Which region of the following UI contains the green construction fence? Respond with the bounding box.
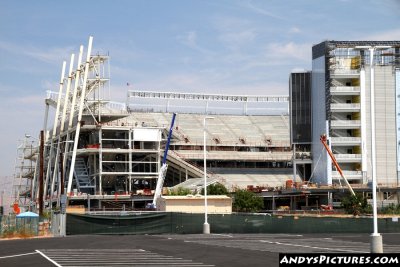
[66,212,400,235]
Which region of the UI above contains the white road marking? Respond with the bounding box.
[36,250,62,267]
[38,249,214,267]
[258,240,367,253]
[0,251,38,259]
[168,234,400,254]
[211,234,233,238]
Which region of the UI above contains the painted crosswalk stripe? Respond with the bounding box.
[39,249,214,267]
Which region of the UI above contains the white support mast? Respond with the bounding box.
[53,53,75,204]
[44,61,66,200]
[60,54,75,137]
[50,56,75,204]
[67,36,93,194]
[64,46,84,180]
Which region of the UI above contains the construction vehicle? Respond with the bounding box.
[149,113,177,208]
[320,134,356,196]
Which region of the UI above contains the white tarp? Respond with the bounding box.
[133,128,161,141]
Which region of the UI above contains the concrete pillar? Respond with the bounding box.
[272,195,276,210]
[371,234,383,253]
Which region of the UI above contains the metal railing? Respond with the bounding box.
[172,139,291,148]
[334,154,362,159]
[330,86,361,92]
[331,120,361,127]
[332,170,362,176]
[174,151,293,161]
[331,69,360,75]
[46,90,64,101]
[331,137,361,143]
[104,101,127,111]
[331,103,361,109]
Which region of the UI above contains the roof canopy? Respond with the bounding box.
[16,211,39,218]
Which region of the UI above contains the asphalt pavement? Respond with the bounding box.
[1,233,400,267]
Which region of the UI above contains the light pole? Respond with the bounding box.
[57,140,73,237]
[44,139,72,237]
[0,189,4,215]
[356,45,391,253]
[203,116,214,234]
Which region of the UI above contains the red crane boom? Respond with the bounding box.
[320,134,356,196]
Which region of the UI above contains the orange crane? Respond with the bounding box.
[320,134,356,196]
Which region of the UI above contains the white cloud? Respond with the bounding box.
[41,80,59,91]
[0,40,75,65]
[289,27,301,34]
[16,95,45,105]
[135,73,203,92]
[109,65,138,79]
[25,46,75,64]
[218,81,288,95]
[240,0,284,20]
[100,41,144,64]
[183,31,197,48]
[213,16,258,53]
[214,16,252,32]
[0,82,19,94]
[0,97,44,176]
[356,28,400,41]
[108,84,134,102]
[177,31,214,55]
[218,29,257,50]
[265,42,311,62]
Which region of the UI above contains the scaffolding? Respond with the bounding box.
[26,37,166,212]
[11,135,38,213]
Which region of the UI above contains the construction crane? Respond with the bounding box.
[151,113,177,208]
[320,134,356,196]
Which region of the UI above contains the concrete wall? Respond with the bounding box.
[374,66,397,185]
[362,66,397,186]
[396,69,400,184]
[157,195,232,214]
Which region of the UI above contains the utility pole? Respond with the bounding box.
[60,152,64,195]
[39,130,44,216]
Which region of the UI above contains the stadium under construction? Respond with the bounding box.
[10,37,400,216]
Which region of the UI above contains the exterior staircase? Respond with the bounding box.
[74,158,94,192]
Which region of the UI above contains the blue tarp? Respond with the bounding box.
[16,211,39,218]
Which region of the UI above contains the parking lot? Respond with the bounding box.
[1,233,400,267]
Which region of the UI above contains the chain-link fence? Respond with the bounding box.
[0,215,16,237]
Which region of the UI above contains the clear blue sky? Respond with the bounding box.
[0,0,399,183]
